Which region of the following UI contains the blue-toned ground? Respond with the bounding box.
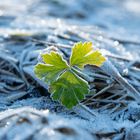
[0,0,140,140]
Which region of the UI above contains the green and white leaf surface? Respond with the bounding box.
[34,42,105,108]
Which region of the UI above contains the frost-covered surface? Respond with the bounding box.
[0,105,140,140]
[0,0,140,140]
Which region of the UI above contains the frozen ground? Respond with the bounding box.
[0,0,140,140]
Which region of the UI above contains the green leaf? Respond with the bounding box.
[70,42,106,69]
[34,41,106,109]
[34,51,69,84]
[50,70,89,109]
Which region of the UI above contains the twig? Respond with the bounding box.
[31,39,71,49]
[83,82,114,105]
[101,60,140,103]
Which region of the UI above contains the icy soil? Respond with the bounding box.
[0,0,140,140]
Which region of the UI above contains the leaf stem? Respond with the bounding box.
[73,103,98,120]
